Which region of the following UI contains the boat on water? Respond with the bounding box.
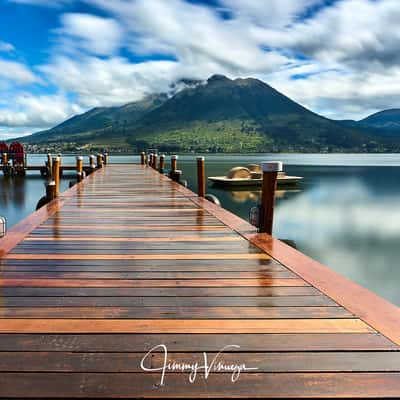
[208,164,303,187]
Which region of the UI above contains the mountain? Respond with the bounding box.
[359,109,400,134]
[338,109,400,138]
[25,93,168,144]
[21,75,391,152]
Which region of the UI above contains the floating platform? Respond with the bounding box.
[208,174,303,186]
[0,164,399,398]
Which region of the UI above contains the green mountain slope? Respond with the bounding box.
[24,93,168,144]
[21,75,391,152]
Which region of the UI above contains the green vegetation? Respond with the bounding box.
[19,75,400,153]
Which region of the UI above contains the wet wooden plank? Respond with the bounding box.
[0,318,373,333]
[0,306,351,319]
[0,295,337,307]
[1,372,400,398]
[0,351,399,372]
[0,333,394,352]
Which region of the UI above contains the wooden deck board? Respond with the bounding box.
[0,163,399,398]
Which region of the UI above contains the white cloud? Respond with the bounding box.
[0,93,82,127]
[0,59,38,84]
[59,13,123,56]
[220,0,323,27]
[4,0,400,134]
[0,41,15,52]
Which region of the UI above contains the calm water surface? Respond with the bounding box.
[1,153,400,306]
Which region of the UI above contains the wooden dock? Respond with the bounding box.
[0,163,400,398]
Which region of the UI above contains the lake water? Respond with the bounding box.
[1,153,400,306]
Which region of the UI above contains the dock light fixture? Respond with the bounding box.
[0,216,6,238]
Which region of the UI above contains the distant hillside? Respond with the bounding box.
[338,109,400,138]
[21,75,397,153]
[25,93,168,144]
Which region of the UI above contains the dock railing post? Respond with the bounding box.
[152,153,158,170]
[89,155,96,174]
[159,154,165,173]
[149,153,153,168]
[103,153,109,165]
[169,155,181,182]
[259,161,282,235]
[171,155,178,173]
[46,181,56,202]
[47,154,52,178]
[52,156,60,197]
[140,152,146,165]
[76,156,83,183]
[96,154,103,169]
[197,156,205,197]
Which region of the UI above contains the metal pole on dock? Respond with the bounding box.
[52,157,60,197]
[259,161,282,235]
[140,152,146,165]
[159,154,165,173]
[197,156,205,197]
[76,156,83,183]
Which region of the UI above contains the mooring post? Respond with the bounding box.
[169,155,182,182]
[76,156,83,183]
[52,156,60,197]
[152,153,158,170]
[96,154,103,169]
[47,154,52,177]
[89,155,96,174]
[171,155,178,173]
[196,156,206,197]
[259,161,282,235]
[159,154,165,173]
[103,153,109,165]
[149,153,153,167]
[140,152,146,165]
[46,181,56,202]
[2,153,8,166]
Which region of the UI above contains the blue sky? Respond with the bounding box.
[0,0,399,138]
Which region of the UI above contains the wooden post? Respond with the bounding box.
[96,154,103,169]
[159,154,165,173]
[171,155,178,172]
[197,156,205,197]
[259,161,282,235]
[149,153,153,167]
[76,156,83,183]
[2,153,7,166]
[89,155,96,174]
[140,152,146,165]
[46,181,56,202]
[103,153,109,165]
[52,157,60,197]
[47,154,52,178]
[152,153,158,170]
